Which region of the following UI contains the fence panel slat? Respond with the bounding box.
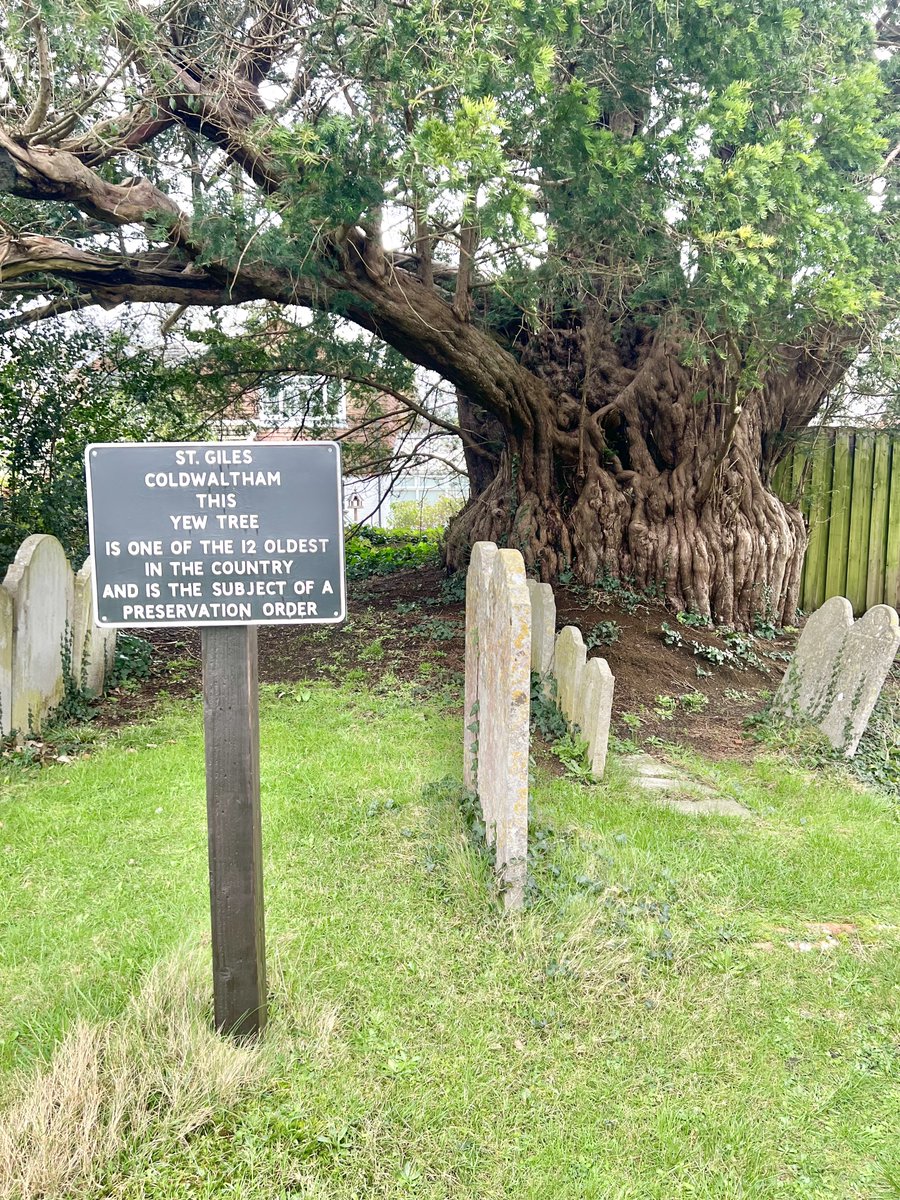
[824,429,854,605]
[866,434,892,611]
[886,441,900,610]
[802,432,835,613]
[845,431,875,614]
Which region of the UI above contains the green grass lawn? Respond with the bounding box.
[1,682,898,1199]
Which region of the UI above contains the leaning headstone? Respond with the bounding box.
[526,579,556,676]
[464,541,498,792]
[818,604,900,755]
[0,585,12,737]
[3,535,74,733]
[774,596,853,718]
[554,626,587,725]
[774,596,899,756]
[476,549,531,910]
[578,656,615,778]
[73,559,117,695]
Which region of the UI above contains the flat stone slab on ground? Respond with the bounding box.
[621,753,751,818]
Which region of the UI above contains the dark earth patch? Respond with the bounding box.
[94,565,798,761]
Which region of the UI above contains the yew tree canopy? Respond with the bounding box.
[0,0,896,385]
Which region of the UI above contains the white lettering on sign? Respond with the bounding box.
[170,514,209,530]
[144,471,280,488]
[261,601,318,618]
[263,538,329,554]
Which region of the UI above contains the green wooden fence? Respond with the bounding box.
[772,428,900,615]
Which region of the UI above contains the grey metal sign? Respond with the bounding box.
[85,441,346,627]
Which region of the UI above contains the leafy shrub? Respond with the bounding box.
[676,610,712,629]
[344,532,440,579]
[586,620,620,649]
[107,634,154,690]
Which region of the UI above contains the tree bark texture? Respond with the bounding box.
[444,319,846,627]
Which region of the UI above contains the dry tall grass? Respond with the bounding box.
[0,948,280,1200]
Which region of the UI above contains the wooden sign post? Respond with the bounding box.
[202,625,265,1037]
[86,441,346,1038]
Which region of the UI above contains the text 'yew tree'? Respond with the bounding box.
[1,0,897,624]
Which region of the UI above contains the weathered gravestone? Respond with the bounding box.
[465,542,531,910]
[73,560,118,695]
[554,626,586,724]
[775,595,900,756]
[552,626,615,779]
[526,579,556,677]
[774,596,853,718]
[579,656,615,778]
[464,541,497,792]
[3,535,74,733]
[0,585,11,737]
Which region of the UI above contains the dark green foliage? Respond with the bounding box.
[52,623,95,727]
[661,622,685,648]
[0,323,212,574]
[344,531,441,579]
[106,635,154,691]
[439,572,467,604]
[530,672,569,742]
[585,621,620,649]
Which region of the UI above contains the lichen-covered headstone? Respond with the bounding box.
[774,596,853,717]
[3,535,74,733]
[818,604,900,755]
[554,626,587,725]
[526,579,556,676]
[476,549,531,910]
[0,585,12,737]
[73,559,117,695]
[464,541,498,792]
[578,656,615,778]
[775,596,899,756]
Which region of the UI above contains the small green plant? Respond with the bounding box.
[722,629,763,668]
[552,731,595,781]
[439,572,467,604]
[53,623,95,726]
[585,620,621,649]
[622,711,643,730]
[661,622,685,648]
[360,637,385,661]
[106,633,153,690]
[345,532,440,579]
[414,618,462,640]
[653,695,677,720]
[676,610,712,629]
[394,600,419,615]
[752,613,779,640]
[530,674,568,741]
[594,572,646,614]
[165,657,197,685]
[680,691,709,713]
[693,642,731,667]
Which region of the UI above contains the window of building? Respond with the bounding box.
[259,376,347,429]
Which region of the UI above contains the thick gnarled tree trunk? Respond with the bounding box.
[445,323,820,628]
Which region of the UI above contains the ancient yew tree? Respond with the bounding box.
[0,0,897,623]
